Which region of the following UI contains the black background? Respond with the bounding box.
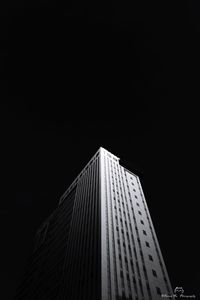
[1,0,200,299]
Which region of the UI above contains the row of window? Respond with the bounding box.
[110,162,163,297]
[110,163,135,295]
[125,203,144,295]
[110,165,164,298]
[129,173,164,297]
[124,172,153,299]
[134,174,171,294]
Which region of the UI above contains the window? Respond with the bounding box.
[133,188,136,192]
[136,202,140,206]
[139,279,144,296]
[156,287,161,295]
[146,282,151,294]
[133,276,136,283]
[130,259,133,266]
[138,211,142,215]
[152,269,157,277]
[164,275,168,284]
[149,254,153,261]
[145,241,150,248]
[143,230,147,235]
[135,195,138,199]
[141,220,144,225]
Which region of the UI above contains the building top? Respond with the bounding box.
[59,147,119,204]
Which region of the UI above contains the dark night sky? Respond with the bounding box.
[1,0,200,299]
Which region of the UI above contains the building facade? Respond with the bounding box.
[15,147,174,300]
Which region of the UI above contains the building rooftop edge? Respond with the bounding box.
[59,147,132,204]
[38,148,138,229]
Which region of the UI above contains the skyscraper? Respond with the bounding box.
[15,147,174,300]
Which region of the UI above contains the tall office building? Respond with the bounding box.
[15,147,174,300]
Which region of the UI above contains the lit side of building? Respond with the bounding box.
[99,147,173,300]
